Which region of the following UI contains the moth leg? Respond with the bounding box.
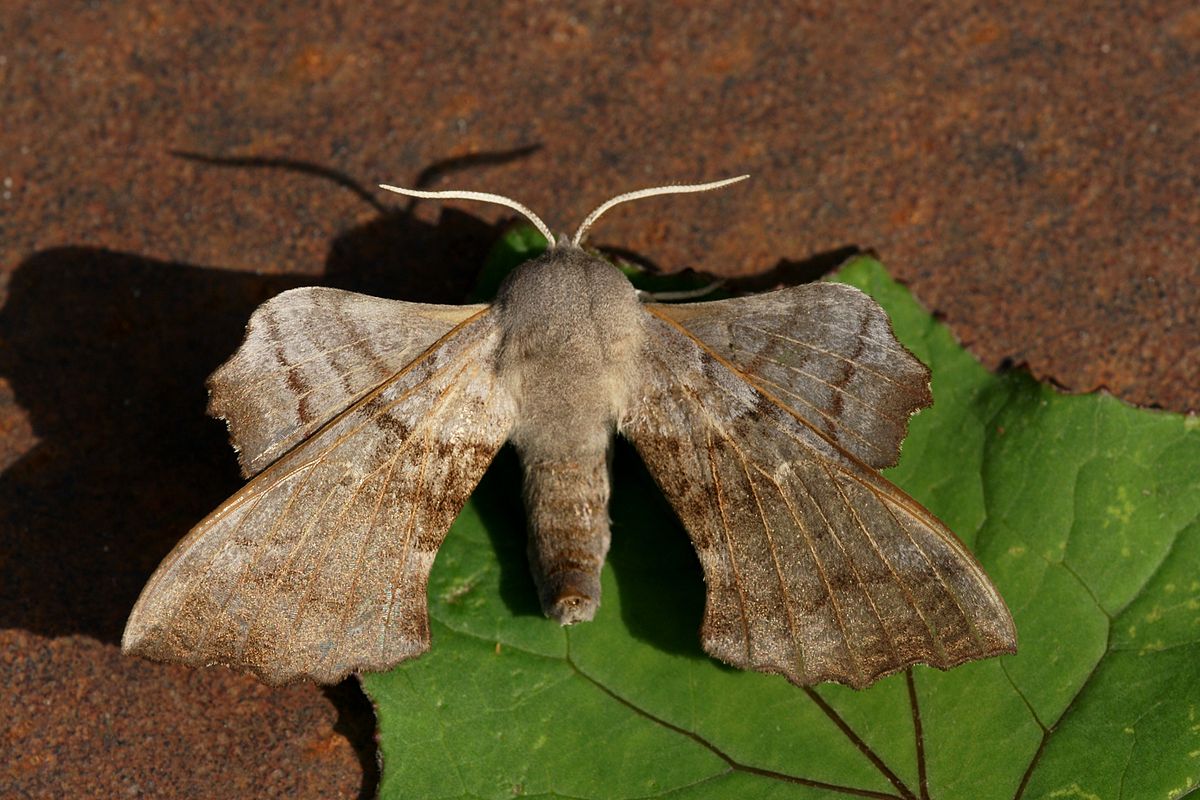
[520,448,612,625]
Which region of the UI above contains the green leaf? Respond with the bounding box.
[362,256,1200,799]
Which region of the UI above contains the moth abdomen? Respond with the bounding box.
[519,451,612,625]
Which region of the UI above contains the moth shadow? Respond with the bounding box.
[469,445,545,618]
[0,206,502,646]
[597,244,863,292]
[605,441,709,658]
[730,245,865,291]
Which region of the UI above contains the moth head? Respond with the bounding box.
[378,174,749,251]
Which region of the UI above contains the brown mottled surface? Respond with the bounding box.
[1,1,1195,797]
[1,630,372,798]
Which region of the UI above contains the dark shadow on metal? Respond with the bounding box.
[170,142,542,216]
[170,150,392,215]
[730,245,865,291]
[410,144,543,199]
[595,243,864,294]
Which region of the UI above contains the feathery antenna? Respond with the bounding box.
[572,175,749,246]
[378,184,555,245]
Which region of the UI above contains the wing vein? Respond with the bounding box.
[727,440,806,677]
[249,360,407,472]
[703,417,754,663]
[279,441,416,664]
[792,465,901,669]
[248,349,472,673]
[282,360,385,405]
[320,441,408,678]
[378,354,484,658]
[646,308,915,472]
[292,338,487,474]
[752,462,866,685]
[753,368,908,425]
[674,361,808,672]
[733,321,921,389]
[237,459,363,659]
[188,463,320,657]
[732,317,907,351]
[875,495,987,650]
[750,375,895,460]
[146,490,269,654]
[820,462,944,663]
[379,423,432,661]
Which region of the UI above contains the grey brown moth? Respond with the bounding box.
[123,176,1016,688]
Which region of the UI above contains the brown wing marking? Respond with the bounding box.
[314,438,409,678]
[283,433,408,675]
[727,431,817,680]
[123,309,514,684]
[178,342,479,658]
[208,286,487,477]
[805,462,943,664]
[649,282,932,470]
[734,323,913,453]
[702,421,754,665]
[622,309,1015,688]
[378,417,433,663]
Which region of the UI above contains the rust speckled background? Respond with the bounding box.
[1,2,1196,798]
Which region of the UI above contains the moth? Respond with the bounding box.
[123,176,1016,689]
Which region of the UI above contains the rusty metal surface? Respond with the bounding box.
[2,1,1195,797]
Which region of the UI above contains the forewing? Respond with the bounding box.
[123,309,514,685]
[649,282,931,469]
[622,308,1015,689]
[208,286,487,477]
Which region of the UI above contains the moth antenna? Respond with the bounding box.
[379,184,555,245]
[572,175,750,247]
